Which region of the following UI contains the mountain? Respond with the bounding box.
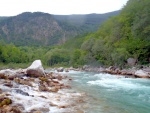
[69,0,150,66]
[53,11,120,32]
[0,12,65,46]
[0,17,8,22]
[0,11,120,46]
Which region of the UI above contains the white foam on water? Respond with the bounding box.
[7,85,82,113]
[87,73,150,90]
[88,80,141,92]
[10,93,49,111]
[0,75,85,113]
[54,70,85,74]
[0,85,12,92]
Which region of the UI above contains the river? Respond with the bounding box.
[67,71,150,113]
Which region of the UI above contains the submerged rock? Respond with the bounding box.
[26,60,45,77]
[4,82,13,88]
[13,89,29,96]
[30,107,50,113]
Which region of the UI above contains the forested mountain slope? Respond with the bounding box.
[53,11,120,33]
[0,12,65,46]
[76,0,150,66]
[0,11,120,46]
[1,0,149,67]
[59,0,150,67]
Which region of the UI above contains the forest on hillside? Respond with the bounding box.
[0,11,119,46]
[0,0,149,68]
[78,0,150,66]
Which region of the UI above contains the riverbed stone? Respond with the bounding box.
[4,82,13,88]
[57,67,64,72]
[0,97,12,107]
[13,89,29,96]
[49,102,57,106]
[26,60,45,77]
[0,73,7,79]
[134,70,150,78]
[50,87,58,92]
[0,67,87,113]
[0,88,2,93]
[56,75,63,80]
[39,85,49,91]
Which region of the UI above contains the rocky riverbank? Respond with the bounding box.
[0,60,85,113]
[82,65,150,79]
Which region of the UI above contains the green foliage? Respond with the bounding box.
[111,48,129,66]
[81,38,95,52]
[0,42,27,63]
[0,40,50,67]
[79,0,150,67]
[0,0,149,68]
[70,49,85,67]
[62,33,88,49]
[43,48,70,66]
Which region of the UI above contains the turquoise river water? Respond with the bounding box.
[67,71,150,113]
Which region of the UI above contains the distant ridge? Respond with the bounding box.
[0,11,120,46]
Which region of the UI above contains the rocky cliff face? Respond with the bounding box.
[0,11,120,46]
[0,12,65,46]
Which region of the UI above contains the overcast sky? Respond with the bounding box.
[0,0,128,16]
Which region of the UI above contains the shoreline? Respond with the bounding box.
[0,61,86,113]
[80,65,150,79]
[0,62,150,112]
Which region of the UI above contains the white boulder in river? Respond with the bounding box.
[26,60,45,77]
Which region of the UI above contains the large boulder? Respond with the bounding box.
[127,58,137,66]
[26,60,45,77]
[134,70,150,78]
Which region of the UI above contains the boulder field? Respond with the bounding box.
[0,60,85,113]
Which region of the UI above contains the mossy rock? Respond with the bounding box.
[39,77,48,82]
[0,73,7,79]
[4,98,12,104]
[0,97,12,107]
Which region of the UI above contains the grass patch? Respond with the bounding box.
[0,62,31,69]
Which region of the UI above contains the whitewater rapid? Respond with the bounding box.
[0,70,86,113]
[1,69,150,113]
[69,71,150,113]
